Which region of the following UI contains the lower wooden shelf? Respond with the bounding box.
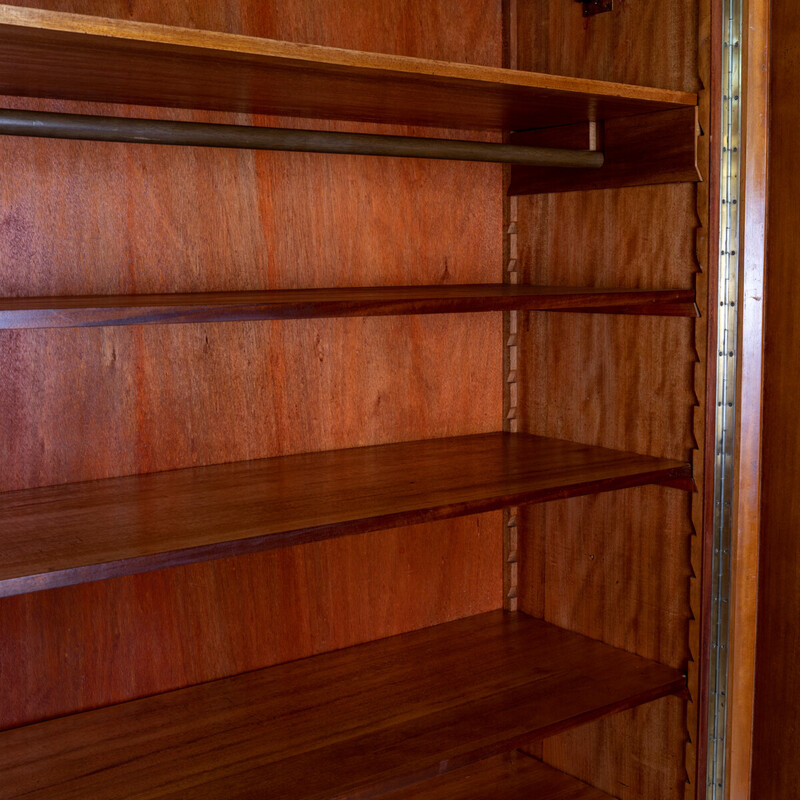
[0,432,692,597]
[384,753,615,799]
[0,610,683,799]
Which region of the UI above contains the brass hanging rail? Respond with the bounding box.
[0,109,604,168]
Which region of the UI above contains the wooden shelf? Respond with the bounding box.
[0,432,692,597]
[0,610,685,799]
[0,285,698,328]
[0,5,696,130]
[384,753,616,799]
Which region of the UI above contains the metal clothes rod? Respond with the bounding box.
[0,109,604,169]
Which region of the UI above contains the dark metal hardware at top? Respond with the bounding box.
[575,0,613,16]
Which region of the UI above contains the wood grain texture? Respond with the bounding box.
[517,314,697,458]
[0,4,695,131]
[0,432,691,596]
[688,2,715,796]
[518,487,692,799]
[0,316,500,492]
[0,285,698,328]
[0,610,686,799]
[725,0,769,796]
[515,217,696,800]
[509,107,700,196]
[511,2,701,797]
[383,752,616,799]
[515,0,699,93]
[0,0,506,731]
[0,514,503,731]
[536,698,688,800]
[749,0,797,795]
[519,486,693,671]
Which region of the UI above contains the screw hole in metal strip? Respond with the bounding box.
[707,0,742,796]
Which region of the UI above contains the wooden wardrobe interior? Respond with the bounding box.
[0,1,711,798]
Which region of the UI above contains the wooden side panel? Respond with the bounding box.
[514,0,698,92]
[0,0,504,729]
[509,108,700,196]
[533,699,688,800]
[512,3,702,797]
[519,487,692,800]
[750,0,798,796]
[520,486,692,670]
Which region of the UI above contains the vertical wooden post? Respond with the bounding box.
[726,0,769,796]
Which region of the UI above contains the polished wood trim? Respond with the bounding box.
[0,610,686,799]
[383,752,615,799]
[509,108,700,195]
[726,0,770,797]
[0,433,691,597]
[0,4,696,130]
[0,286,698,329]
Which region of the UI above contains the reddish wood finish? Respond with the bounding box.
[722,2,771,797]
[0,514,503,731]
[0,0,505,733]
[526,698,688,800]
[0,285,698,328]
[515,0,699,92]
[0,3,710,798]
[695,2,721,796]
[509,108,700,196]
[383,753,615,799]
[747,0,800,796]
[0,4,695,131]
[0,432,691,597]
[0,610,686,799]
[511,2,703,797]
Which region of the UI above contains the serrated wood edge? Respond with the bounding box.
[686,1,713,797]
[502,0,519,613]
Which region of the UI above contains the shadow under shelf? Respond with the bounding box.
[0,609,686,798]
[0,432,693,597]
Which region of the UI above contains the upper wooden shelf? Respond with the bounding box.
[0,432,692,597]
[0,5,696,130]
[0,610,685,798]
[0,285,699,328]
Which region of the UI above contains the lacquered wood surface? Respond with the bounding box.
[0,432,691,596]
[750,0,795,795]
[0,4,695,130]
[511,2,703,797]
[509,107,700,196]
[0,285,698,328]
[0,610,686,799]
[383,753,615,800]
[0,5,706,799]
[0,514,503,731]
[0,0,506,731]
[517,216,697,800]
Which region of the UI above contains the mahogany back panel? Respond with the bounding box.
[0,0,504,729]
[511,2,705,798]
